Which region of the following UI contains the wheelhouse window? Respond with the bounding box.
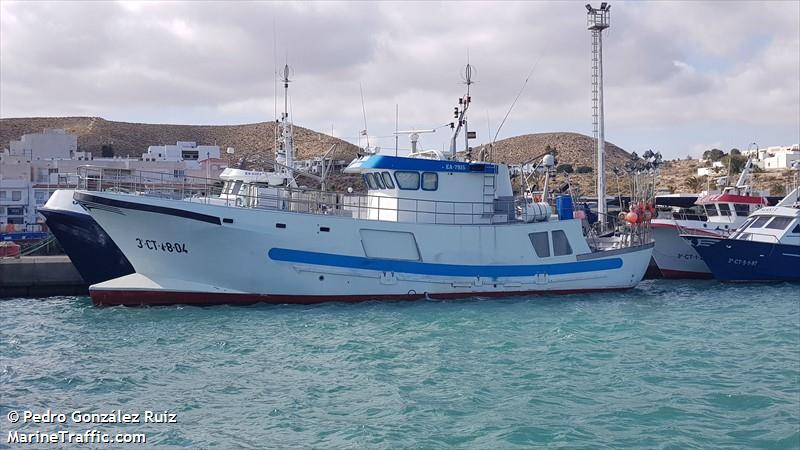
[551,230,573,256]
[395,171,420,190]
[372,172,386,189]
[792,224,800,234]
[529,232,550,258]
[749,216,771,228]
[230,181,243,196]
[381,172,395,189]
[421,172,438,191]
[363,173,378,190]
[705,205,718,216]
[738,218,756,230]
[765,217,793,230]
[718,203,731,216]
[733,203,750,216]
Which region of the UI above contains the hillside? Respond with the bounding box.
[0,117,362,168]
[4,117,791,195]
[485,132,632,169]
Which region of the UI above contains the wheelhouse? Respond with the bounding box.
[695,193,767,222]
[344,154,514,224]
[729,206,800,244]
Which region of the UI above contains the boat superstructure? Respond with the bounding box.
[73,66,654,306]
[683,188,800,281]
[650,159,767,278]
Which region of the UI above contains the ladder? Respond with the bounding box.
[482,174,495,217]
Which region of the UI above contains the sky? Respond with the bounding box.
[1,1,798,160]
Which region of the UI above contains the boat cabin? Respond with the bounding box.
[729,207,800,244]
[728,190,800,245]
[694,193,767,230]
[344,154,514,224]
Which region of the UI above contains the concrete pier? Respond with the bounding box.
[0,255,88,298]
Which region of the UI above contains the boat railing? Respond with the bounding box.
[76,166,547,225]
[584,212,652,250]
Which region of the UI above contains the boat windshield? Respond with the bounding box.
[733,203,750,216]
[718,203,731,216]
[737,217,756,230]
[749,216,771,228]
[765,217,793,230]
[705,204,718,216]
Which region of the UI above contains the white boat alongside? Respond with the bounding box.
[72,66,654,306]
[650,160,767,278]
[74,156,654,305]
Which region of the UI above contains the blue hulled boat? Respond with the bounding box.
[682,188,799,282]
[39,190,135,285]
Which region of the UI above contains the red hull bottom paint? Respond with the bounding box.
[659,268,713,279]
[90,287,632,307]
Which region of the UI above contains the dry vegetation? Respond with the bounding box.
[0,117,361,167]
[2,117,794,195]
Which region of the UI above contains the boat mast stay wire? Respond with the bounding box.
[491,57,541,151]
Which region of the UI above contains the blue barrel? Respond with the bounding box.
[556,195,573,220]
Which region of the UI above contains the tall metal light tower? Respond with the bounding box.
[586,2,610,228]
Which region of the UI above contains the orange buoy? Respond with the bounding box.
[626,212,638,223]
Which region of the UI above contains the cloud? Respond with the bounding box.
[1,0,797,159]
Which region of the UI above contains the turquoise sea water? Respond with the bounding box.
[1,280,798,449]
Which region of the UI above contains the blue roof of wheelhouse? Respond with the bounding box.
[358,155,498,173]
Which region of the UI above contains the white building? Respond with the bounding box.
[8,128,77,160]
[742,144,800,170]
[697,161,724,177]
[293,156,349,175]
[142,141,220,162]
[1,131,228,231]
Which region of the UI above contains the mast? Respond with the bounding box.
[587,3,610,228]
[276,63,295,185]
[449,63,474,160]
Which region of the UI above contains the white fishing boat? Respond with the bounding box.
[73,66,654,306]
[650,159,767,278]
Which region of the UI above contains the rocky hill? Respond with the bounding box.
[484,132,632,169]
[0,117,362,169]
[7,117,789,195]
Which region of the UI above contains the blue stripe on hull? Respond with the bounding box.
[40,208,134,285]
[687,236,800,282]
[268,248,623,277]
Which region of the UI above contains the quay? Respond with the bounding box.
[0,255,87,298]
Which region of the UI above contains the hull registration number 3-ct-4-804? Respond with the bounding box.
[135,238,189,254]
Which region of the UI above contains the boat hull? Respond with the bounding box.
[88,274,635,306]
[76,191,654,306]
[650,221,714,278]
[684,235,800,282]
[39,201,134,285]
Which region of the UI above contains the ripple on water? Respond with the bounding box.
[1,281,798,449]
